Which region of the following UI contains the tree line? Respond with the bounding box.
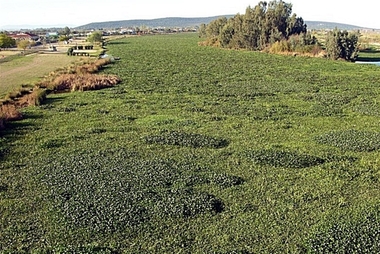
[199,0,360,61]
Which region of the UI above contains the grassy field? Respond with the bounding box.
[1,33,380,253]
[0,52,80,98]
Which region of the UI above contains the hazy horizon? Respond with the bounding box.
[1,0,380,30]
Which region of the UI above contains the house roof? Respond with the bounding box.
[8,32,38,40]
[24,32,38,37]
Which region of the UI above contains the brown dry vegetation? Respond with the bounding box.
[266,41,326,57]
[0,57,121,130]
[36,58,121,91]
[41,74,121,92]
[0,87,47,126]
[0,104,23,122]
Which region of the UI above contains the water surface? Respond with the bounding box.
[356,61,380,66]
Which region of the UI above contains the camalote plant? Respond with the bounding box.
[46,246,118,254]
[144,130,229,149]
[41,149,230,233]
[308,211,380,253]
[209,173,244,188]
[245,148,325,168]
[315,130,380,152]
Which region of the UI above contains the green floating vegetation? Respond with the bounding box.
[54,106,77,113]
[0,184,8,193]
[246,149,325,168]
[301,92,356,117]
[41,150,226,233]
[315,130,380,152]
[48,246,118,254]
[38,138,64,149]
[308,212,380,253]
[209,173,244,188]
[353,99,380,116]
[154,189,224,218]
[144,130,229,149]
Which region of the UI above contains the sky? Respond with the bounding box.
[1,0,380,29]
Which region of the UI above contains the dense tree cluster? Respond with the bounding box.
[59,26,72,42]
[325,28,360,61]
[87,31,103,43]
[199,0,360,61]
[199,0,308,50]
[0,33,16,49]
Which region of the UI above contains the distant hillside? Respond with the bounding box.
[75,16,234,30]
[305,21,375,31]
[75,16,377,31]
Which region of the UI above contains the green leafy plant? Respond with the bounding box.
[315,130,380,152]
[144,130,229,149]
[246,149,325,168]
[308,212,380,253]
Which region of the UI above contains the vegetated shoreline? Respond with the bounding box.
[0,56,121,130]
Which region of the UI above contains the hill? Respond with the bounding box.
[75,16,377,31]
[75,16,234,30]
[305,21,375,31]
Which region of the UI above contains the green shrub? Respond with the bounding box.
[269,40,290,54]
[67,47,74,56]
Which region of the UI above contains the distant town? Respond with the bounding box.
[2,26,196,45]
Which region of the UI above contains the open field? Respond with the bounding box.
[360,31,380,46]
[1,33,380,253]
[0,53,78,98]
[0,50,21,57]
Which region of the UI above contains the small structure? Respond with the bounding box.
[8,32,39,41]
[46,32,58,38]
